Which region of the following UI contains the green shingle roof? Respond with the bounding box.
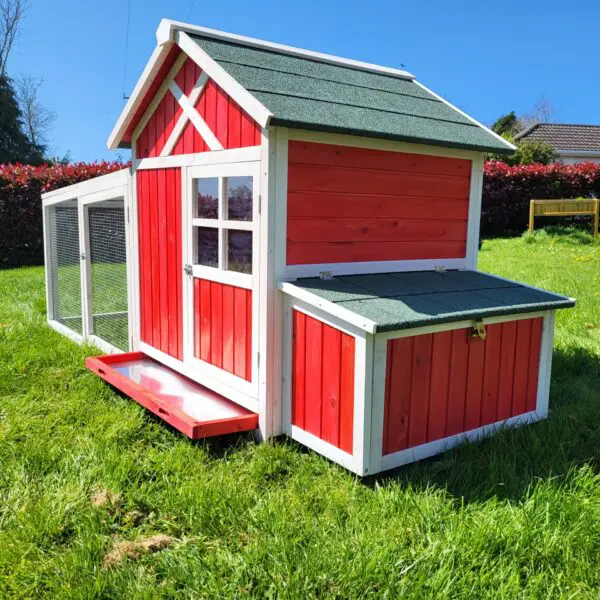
[289,270,574,332]
[191,35,513,154]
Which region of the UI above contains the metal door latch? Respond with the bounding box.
[471,320,487,340]
[183,264,193,276]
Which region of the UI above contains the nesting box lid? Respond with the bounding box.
[281,270,574,333]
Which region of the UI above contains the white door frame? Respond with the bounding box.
[181,160,261,401]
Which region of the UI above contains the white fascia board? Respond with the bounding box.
[414,80,517,152]
[41,169,130,201]
[176,31,272,128]
[107,43,175,150]
[560,150,600,157]
[156,18,415,81]
[278,281,378,334]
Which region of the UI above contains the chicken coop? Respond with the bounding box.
[42,19,575,475]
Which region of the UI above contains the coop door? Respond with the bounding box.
[182,162,260,400]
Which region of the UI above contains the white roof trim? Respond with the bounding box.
[559,150,600,157]
[157,18,415,81]
[107,43,175,150]
[414,81,517,152]
[176,31,272,128]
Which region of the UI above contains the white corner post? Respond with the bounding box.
[257,125,289,439]
[465,153,485,270]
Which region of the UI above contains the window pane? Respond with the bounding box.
[196,178,219,219]
[226,230,252,274]
[196,227,218,267]
[226,176,252,221]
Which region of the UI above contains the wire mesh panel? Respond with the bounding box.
[48,204,83,334]
[88,200,129,351]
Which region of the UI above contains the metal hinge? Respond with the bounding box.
[471,320,487,340]
[257,352,260,369]
[183,264,193,276]
[258,194,262,215]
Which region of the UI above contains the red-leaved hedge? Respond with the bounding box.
[0,161,128,266]
[481,161,600,236]
[2,159,599,266]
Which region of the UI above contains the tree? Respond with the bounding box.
[0,0,25,77]
[14,74,55,148]
[492,111,522,137]
[0,73,44,164]
[520,95,554,130]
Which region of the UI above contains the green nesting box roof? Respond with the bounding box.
[190,35,514,154]
[290,270,574,332]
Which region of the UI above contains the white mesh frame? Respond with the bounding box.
[42,170,132,353]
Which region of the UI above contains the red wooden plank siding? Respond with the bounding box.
[382,318,544,455]
[134,53,260,158]
[287,141,471,265]
[193,279,252,382]
[136,168,182,360]
[291,311,355,454]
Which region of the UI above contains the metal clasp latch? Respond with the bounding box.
[471,320,487,340]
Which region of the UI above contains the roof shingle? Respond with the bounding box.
[515,123,600,152]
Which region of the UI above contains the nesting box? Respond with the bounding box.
[42,19,574,475]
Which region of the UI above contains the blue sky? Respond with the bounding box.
[6,0,600,162]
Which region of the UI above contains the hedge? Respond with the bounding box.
[481,161,600,236]
[2,159,600,266]
[0,162,127,266]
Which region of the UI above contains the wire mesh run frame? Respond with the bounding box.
[42,170,132,354]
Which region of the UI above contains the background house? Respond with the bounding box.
[515,123,600,164]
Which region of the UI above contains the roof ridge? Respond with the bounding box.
[158,19,416,81]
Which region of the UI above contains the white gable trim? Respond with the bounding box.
[176,31,272,128]
[131,52,188,144]
[157,19,416,81]
[414,80,516,152]
[107,43,176,150]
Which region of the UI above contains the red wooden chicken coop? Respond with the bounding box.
[42,19,574,475]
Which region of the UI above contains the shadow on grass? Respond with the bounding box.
[366,344,600,504]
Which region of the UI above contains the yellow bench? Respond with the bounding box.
[528,198,599,237]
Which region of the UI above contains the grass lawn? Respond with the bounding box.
[0,228,599,598]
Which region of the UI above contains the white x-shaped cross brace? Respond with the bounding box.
[160,71,224,156]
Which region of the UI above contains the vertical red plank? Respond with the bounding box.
[228,97,241,148]
[292,310,307,429]
[512,319,532,416]
[246,291,252,381]
[175,168,183,360]
[233,287,247,379]
[157,171,169,353]
[241,110,255,146]
[166,169,177,357]
[148,170,161,349]
[320,325,342,447]
[146,110,157,160]
[480,323,502,426]
[222,284,235,375]
[209,282,223,368]
[216,86,228,147]
[526,318,543,412]
[193,279,201,359]
[497,321,518,421]
[383,337,414,454]
[137,172,149,343]
[464,336,486,431]
[407,334,433,448]
[137,127,148,158]
[199,279,211,362]
[304,316,323,437]
[427,330,452,442]
[339,334,355,454]
[254,122,261,146]
[445,329,469,436]
[204,81,217,139]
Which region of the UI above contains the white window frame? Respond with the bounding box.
[181,160,261,402]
